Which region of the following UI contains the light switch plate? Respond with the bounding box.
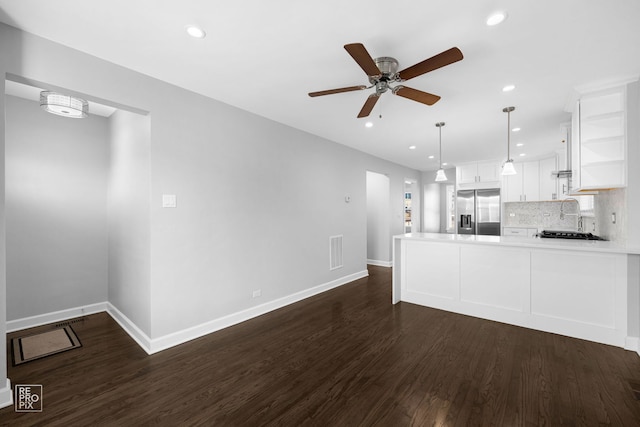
[162,194,177,208]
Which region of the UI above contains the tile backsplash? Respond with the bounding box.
[595,188,626,243]
[503,200,582,231]
[503,189,627,242]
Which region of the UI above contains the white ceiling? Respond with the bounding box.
[1,0,639,171]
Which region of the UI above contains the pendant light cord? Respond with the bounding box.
[507,109,511,160]
[439,125,442,168]
[435,122,445,168]
[502,107,515,161]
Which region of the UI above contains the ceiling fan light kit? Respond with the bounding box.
[501,106,517,176]
[308,43,463,118]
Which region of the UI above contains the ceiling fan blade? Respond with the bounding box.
[357,94,380,118]
[344,43,381,77]
[398,47,463,81]
[393,86,441,105]
[308,85,367,97]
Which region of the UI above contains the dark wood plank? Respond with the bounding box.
[2,265,640,425]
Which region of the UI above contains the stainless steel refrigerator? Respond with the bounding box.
[456,188,501,236]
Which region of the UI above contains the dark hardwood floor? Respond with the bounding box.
[2,265,640,426]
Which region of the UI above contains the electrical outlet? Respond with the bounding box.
[252,289,261,298]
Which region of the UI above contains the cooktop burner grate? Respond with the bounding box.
[539,230,606,240]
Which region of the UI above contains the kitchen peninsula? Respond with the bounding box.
[392,233,640,352]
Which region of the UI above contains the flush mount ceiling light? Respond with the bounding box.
[501,106,517,175]
[186,25,206,39]
[40,91,88,118]
[486,11,507,26]
[434,122,447,182]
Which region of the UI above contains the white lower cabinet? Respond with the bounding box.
[503,227,538,237]
[396,238,630,347]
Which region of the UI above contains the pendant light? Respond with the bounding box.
[40,91,88,118]
[435,122,447,182]
[501,106,517,175]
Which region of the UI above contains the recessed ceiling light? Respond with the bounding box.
[486,11,507,26]
[502,84,516,92]
[409,145,416,150]
[512,127,521,132]
[516,143,524,147]
[442,162,448,166]
[186,25,206,39]
[365,121,373,128]
[519,153,526,157]
[428,155,435,159]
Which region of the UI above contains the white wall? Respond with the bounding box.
[423,183,441,233]
[5,95,109,320]
[421,167,456,233]
[108,110,151,335]
[625,81,640,347]
[366,171,390,264]
[0,21,421,356]
[626,81,640,247]
[0,74,9,409]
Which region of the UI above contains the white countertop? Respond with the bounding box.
[394,232,640,255]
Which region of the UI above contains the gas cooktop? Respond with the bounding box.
[539,230,606,240]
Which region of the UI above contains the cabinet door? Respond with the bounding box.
[457,164,478,184]
[477,161,500,182]
[538,156,557,200]
[522,161,540,201]
[504,163,523,202]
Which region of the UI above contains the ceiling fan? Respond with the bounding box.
[308,43,463,118]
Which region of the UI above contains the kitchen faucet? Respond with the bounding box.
[560,198,583,231]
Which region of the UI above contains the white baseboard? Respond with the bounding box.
[367,259,392,268]
[147,269,369,354]
[625,336,640,356]
[6,302,108,333]
[105,303,153,354]
[5,270,368,356]
[0,378,12,410]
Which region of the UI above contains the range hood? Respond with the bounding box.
[551,169,572,178]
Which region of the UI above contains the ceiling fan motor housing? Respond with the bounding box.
[369,57,399,82]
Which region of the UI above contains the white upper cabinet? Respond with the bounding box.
[538,156,558,200]
[502,156,557,202]
[456,160,501,189]
[573,85,627,190]
[476,161,501,182]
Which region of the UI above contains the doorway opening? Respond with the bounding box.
[366,171,390,267]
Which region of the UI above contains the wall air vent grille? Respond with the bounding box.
[329,235,344,270]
